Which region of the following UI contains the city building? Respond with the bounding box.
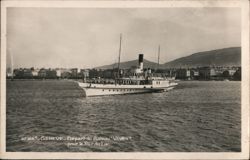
[199,67,217,79]
[55,69,62,78]
[80,69,89,78]
[190,70,199,80]
[23,69,32,78]
[46,69,57,78]
[71,68,78,78]
[228,69,237,76]
[31,68,39,77]
[38,68,47,78]
[176,69,191,80]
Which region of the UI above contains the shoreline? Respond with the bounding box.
[6,78,241,82]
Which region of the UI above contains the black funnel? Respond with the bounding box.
[138,54,143,63]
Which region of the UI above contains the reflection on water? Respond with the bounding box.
[6,80,241,152]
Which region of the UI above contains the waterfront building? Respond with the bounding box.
[61,71,71,79]
[210,68,216,77]
[38,68,47,78]
[13,69,22,78]
[71,68,78,78]
[233,67,241,80]
[176,69,191,80]
[31,69,39,77]
[198,67,217,80]
[214,68,223,77]
[190,70,199,80]
[46,69,57,79]
[89,69,99,78]
[23,69,33,78]
[80,69,89,80]
[228,69,237,76]
[55,69,62,78]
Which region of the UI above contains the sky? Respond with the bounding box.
[7,7,241,69]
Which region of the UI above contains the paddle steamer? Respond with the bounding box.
[78,35,178,97]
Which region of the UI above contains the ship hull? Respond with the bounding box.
[78,82,177,97]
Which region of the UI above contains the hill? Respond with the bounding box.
[95,59,158,69]
[161,47,241,68]
[95,47,241,69]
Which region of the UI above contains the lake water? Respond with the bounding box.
[6,80,241,152]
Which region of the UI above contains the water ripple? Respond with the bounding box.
[6,80,241,152]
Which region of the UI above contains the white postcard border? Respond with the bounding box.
[0,0,249,159]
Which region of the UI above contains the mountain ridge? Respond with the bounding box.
[95,59,158,69]
[95,47,241,69]
[161,47,241,68]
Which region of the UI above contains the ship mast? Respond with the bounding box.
[157,45,160,71]
[117,34,122,78]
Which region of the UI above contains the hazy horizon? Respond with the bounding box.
[7,7,241,69]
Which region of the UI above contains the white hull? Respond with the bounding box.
[78,82,178,97]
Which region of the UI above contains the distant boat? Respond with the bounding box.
[78,35,178,97]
